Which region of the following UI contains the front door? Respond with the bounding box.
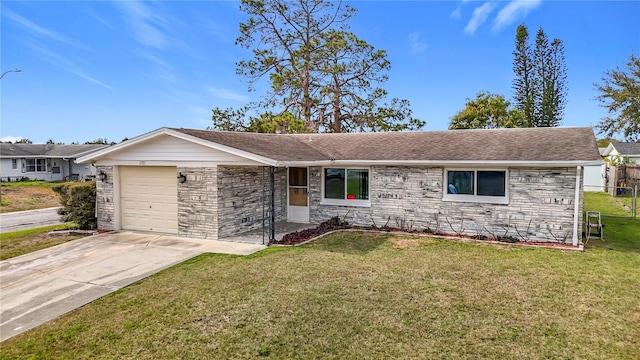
[287,167,309,222]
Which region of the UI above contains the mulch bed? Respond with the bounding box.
[272,217,349,245]
[270,216,581,250]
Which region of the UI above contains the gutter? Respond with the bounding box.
[275,159,605,168]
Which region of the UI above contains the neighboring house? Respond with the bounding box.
[77,127,602,247]
[602,142,640,164]
[602,142,640,192]
[0,143,108,181]
[583,147,607,192]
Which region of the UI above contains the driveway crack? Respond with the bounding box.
[57,276,121,290]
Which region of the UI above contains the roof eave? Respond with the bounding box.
[276,160,605,167]
[76,127,279,166]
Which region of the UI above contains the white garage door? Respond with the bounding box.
[120,166,178,234]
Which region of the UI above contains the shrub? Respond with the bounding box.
[53,181,96,229]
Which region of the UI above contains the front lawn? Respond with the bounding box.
[1,232,638,359]
[0,223,80,260]
[0,181,64,213]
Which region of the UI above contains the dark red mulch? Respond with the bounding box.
[271,217,350,245]
[271,217,576,248]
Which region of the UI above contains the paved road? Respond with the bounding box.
[0,207,63,233]
[0,231,266,342]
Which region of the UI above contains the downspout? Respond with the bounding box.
[270,166,275,242]
[262,166,266,245]
[572,166,582,247]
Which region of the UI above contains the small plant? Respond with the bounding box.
[258,346,270,356]
[433,213,442,235]
[514,220,532,242]
[472,224,485,240]
[445,215,465,236]
[395,215,414,232]
[369,215,379,230]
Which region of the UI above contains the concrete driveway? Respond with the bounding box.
[0,207,63,233]
[0,231,266,342]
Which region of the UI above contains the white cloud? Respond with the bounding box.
[114,1,170,49]
[187,105,214,128]
[493,0,542,32]
[0,136,24,143]
[5,8,110,89]
[408,32,427,53]
[138,51,181,85]
[204,87,250,103]
[464,2,496,35]
[451,6,462,20]
[4,8,81,47]
[28,43,114,90]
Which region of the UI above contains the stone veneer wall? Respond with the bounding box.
[216,166,286,239]
[177,167,218,239]
[309,166,583,243]
[95,165,115,230]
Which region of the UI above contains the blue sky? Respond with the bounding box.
[1,1,638,144]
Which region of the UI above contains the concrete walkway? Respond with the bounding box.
[0,207,63,233]
[0,231,266,342]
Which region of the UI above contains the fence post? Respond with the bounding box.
[631,185,638,218]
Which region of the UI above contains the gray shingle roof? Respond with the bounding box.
[172,127,601,163]
[0,144,108,158]
[611,142,640,156]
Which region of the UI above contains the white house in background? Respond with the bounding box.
[583,147,607,192]
[602,142,640,164]
[0,143,108,181]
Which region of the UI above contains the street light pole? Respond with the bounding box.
[0,68,22,80]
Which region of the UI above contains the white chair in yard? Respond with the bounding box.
[585,211,603,240]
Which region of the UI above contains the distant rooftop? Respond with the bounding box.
[0,143,108,158]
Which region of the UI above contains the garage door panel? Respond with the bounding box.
[120,166,178,234]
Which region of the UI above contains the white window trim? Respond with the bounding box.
[320,166,371,207]
[442,168,509,205]
[11,159,17,169]
[24,158,48,173]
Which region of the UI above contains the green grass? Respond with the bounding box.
[1,232,638,359]
[584,191,635,216]
[0,223,79,260]
[583,192,640,252]
[0,181,61,189]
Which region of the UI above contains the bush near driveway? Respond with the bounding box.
[52,181,96,230]
[1,232,638,359]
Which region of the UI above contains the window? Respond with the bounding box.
[444,169,508,204]
[25,159,47,172]
[322,167,370,206]
[289,167,308,207]
[11,159,17,169]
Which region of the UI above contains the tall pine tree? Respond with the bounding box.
[213,0,423,133]
[512,24,536,127]
[512,24,567,127]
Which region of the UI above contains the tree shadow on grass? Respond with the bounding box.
[303,231,389,255]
